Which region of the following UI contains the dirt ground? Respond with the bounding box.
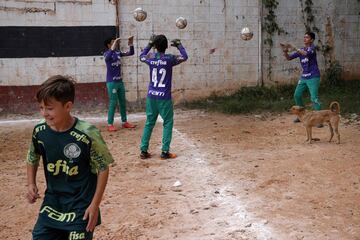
[1,110,360,240]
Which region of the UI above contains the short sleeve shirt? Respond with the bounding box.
[27,118,114,230]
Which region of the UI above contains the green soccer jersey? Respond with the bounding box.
[27,118,114,231]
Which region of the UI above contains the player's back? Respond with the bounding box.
[145,53,177,100]
[139,44,188,100]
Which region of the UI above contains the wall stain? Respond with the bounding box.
[324,16,335,63]
[0,6,55,14]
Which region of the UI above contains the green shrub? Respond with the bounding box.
[184,80,360,115]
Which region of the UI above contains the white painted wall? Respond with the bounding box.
[0,0,260,104]
[0,56,105,85]
[2,0,358,104]
[117,0,261,102]
[0,0,116,26]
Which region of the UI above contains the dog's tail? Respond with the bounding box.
[330,101,340,114]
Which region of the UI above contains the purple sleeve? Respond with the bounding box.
[304,45,316,56]
[139,45,152,65]
[120,45,134,57]
[172,45,188,66]
[104,50,116,62]
[288,51,300,60]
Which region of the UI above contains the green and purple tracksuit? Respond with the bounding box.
[139,45,188,152]
[104,46,134,124]
[289,44,321,110]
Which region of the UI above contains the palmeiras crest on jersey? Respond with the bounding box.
[64,143,81,159]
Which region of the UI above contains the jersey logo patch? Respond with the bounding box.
[64,143,81,159]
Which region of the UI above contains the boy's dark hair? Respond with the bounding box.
[36,75,76,105]
[154,34,168,53]
[104,37,114,48]
[305,31,315,40]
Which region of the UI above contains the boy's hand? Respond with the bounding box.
[27,184,39,203]
[83,204,99,232]
[170,39,182,48]
[288,43,297,52]
[280,42,296,52]
[128,36,134,46]
[148,34,156,47]
[280,42,288,52]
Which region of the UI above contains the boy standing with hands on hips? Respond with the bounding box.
[139,34,188,160]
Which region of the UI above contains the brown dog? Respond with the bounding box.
[290,101,341,144]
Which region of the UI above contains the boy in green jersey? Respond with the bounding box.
[26,75,114,240]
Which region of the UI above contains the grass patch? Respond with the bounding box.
[183,80,360,115]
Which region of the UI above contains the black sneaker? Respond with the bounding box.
[160,151,177,160]
[293,118,301,123]
[140,151,151,159]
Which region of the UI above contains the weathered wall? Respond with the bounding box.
[0,0,117,112]
[1,0,359,114]
[262,0,360,85]
[0,0,261,113]
[117,0,261,103]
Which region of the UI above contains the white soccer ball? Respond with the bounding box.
[176,17,187,29]
[241,27,254,41]
[133,7,147,22]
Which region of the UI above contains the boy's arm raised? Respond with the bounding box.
[120,36,135,57]
[104,38,120,62]
[298,45,315,56]
[170,39,188,65]
[139,34,156,63]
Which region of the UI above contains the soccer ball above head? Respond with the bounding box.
[176,17,187,29]
[133,7,147,22]
[241,27,254,41]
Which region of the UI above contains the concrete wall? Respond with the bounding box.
[0,0,359,114]
[0,0,261,113]
[262,0,360,85]
[0,0,117,112]
[117,0,261,103]
[0,0,116,85]
[0,0,114,26]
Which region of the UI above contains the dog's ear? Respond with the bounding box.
[290,106,305,113]
[290,106,299,113]
[299,106,306,111]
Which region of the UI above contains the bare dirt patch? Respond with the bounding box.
[1,110,359,240]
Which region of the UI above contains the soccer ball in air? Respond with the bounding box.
[176,17,187,29]
[133,8,147,22]
[241,27,254,41]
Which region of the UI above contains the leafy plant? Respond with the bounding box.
[322,61,343,87]
[184,81,360,115]
[262,0,286,84]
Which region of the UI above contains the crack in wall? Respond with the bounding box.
[0,0,92,14]
[0,6,55,14]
